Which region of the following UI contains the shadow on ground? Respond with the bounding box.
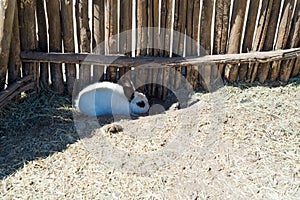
[0,75,299,179]
[0,90,78,179]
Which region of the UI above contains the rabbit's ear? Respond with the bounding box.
[119,76,135,101]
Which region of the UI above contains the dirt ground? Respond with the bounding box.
[0,79,299,199]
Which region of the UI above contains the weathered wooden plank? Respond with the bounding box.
[105,0,118,82]
[200,0,214,89]
[286,0,300,50]
[46,0,64,93]
[159,0,173,57]
[156,67,164,99]
[147,0,154,56]
[256,0,282,83]
[119,66,131,80]
[280,0,299,81]
[136,0,148,56]
[151,66,158,96]
[144,67,153,97]
[248,0,274,81]
[21,47,300,66]
[213,0,231,55]
[192,0,200,55]
[92,0,105,82]
[120,0,132,55]
[282,58,297,80]
[162,66,170,100]
[173,0,187,56]
[186,0,197,56]
[212,0,230,84]
[36,0,49,87]
[200,0,214,55]
[269,0,295,81]
[186,0,200,90]
[159,0,167,57]
[161,0,172,99]
[8,3,21,85]
[174,66,182,89]
[105,0,118,54]
[224,0,248,83]
[62,0,77,94]
[185,0,193,55]
[291,0,300,78]
[172,0,187,89]
[76,0,92,87]
[291,57,300,77]
[172,0,180,53]
[153,0,159,56]
[0,0,16,89]
[18,0,38,83]
[239,0,260,81]
[93,0,105,54]
[146,0,155,94]
[76,0,92,53]
[149,0,159,94]
[164,0,173,57]
[106,66,117,82]
[135,66,147,94]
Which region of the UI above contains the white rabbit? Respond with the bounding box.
[75,77,149,116]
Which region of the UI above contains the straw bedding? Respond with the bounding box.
[0,80,299,199]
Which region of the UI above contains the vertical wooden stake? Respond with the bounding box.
[147,0,159,95]
[164,0,173,57]
[291,58,300,77]
[239,0,259,81]
[147,0,154,96]
[161,0,172,100]
[62,0,77,94]
[256,0,282,83]
[0,0,15,89]
[76,0,92,87]
[135,0,147,91]
[46,0,64,93]
[173,0,187,89]
[36,0,49,88]
[8,3,21,85]
[269,0,295,81]
[18,0,38,87]
[282,1,300,80]
[93,0,105,82]
[186,0,200,90]
[147,0,154,56]
[248,0,274,82]
[224,0,247,83]
[153,0,159,57]
[159,0,167,57]
[105,0,118,82]
[120,0,132,55]
[136,0,147,56]
[200,0,214,89]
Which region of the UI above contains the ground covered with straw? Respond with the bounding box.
[0,79,299,199]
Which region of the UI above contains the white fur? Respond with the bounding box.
[75,82,149,116]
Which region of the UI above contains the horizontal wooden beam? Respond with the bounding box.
[20,47,300,67]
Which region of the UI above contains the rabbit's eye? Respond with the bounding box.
[137,101,146,107]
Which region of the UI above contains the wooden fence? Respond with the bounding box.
[0,0,300,107]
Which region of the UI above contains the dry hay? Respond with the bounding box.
[0,80,299,199]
